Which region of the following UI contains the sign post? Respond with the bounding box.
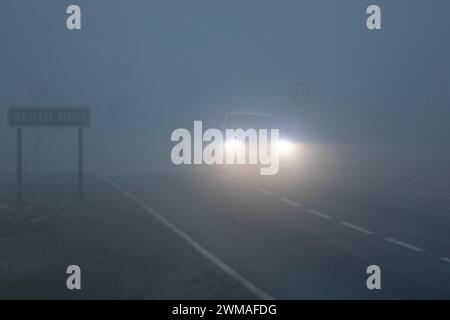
[8,107,90,203]
[17,128,23,203]
[78,127,84,203]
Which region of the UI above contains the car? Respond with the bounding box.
[216,110,299,176]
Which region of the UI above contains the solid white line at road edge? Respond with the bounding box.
[100,176,274,300]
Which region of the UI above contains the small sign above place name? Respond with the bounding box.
[8,107,90,127]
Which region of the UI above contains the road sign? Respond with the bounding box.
[8,107,89,127]
[8,107,90,203]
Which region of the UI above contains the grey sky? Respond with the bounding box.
[1,1,449,174]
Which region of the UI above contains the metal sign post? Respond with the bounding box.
[17,128,23,203]
[78,127,84,203]
[8,107,90,204]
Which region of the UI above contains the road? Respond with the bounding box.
[106,171,450,299]
[1,171,450,299]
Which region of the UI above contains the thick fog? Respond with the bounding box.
[1,0,449,182]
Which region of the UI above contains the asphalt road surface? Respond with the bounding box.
[108,171,450,299]
[1,171,450,299]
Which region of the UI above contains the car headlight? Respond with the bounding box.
[276,140,294,155]
[226,139,243,153]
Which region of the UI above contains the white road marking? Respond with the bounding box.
[441,257,450,264]
[433,199,450,209]
[257,188,274,197]
[340,222,374,235]
[306,209,331,219]
[384,237,425,253]
[217,174,231,180]
[235,179,252,187]
[279,198,301,207]
[406,195,450,211]
[100,176,274,300]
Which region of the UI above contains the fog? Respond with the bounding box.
[1,0,449,184]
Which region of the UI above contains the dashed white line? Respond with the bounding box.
[406,195,450,211]
[384,237,425,253]
[257,188,274,197]
[100,176,274,300]
[441,257,450,264]
[235,179,252,187]
[433,199,450,209]
[218,178,450,265]
[279,198,301,207]
[340,222,374,235]
[306,209,331,219]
